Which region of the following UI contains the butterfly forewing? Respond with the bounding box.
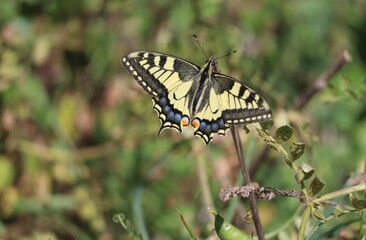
[121,51,199,96]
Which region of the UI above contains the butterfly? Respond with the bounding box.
[121,51,272,145]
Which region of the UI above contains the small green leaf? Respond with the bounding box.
[243,125,250,134]
[260,120,274,130]
[301,163,314,180]
[350,194,366,210]
[308,177,325,196]
[275,125,293,142]
[210,211,253,240]
[313,208,326,222]
[332,206,347,217]
[290,142,306,160]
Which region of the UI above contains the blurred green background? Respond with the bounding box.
[0,0,365,239]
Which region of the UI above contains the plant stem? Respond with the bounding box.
[312,183,366,204]
[230,126,265,240]
[195,145,215,228]
[298,205,312,240]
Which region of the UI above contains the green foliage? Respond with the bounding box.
[0,156,15,191]
[350,194,366,210]
[113,213,142,240]
[290,142,306,161]
[275,125,293,143]
[0,0,365,239]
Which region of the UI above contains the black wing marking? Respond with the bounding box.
[213,74,272,124]
[121,51,200,97]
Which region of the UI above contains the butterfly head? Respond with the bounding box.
[207,56,221,74]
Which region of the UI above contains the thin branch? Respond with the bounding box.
[295,50,353,110]
[230,126,265,240]
[312,183,366,204]
[219,183,301,201]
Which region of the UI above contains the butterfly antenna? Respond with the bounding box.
[193,34,208,60]
[216,50,237,60]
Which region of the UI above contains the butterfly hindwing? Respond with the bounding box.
[213,74,272,124]
[191,73,272,144]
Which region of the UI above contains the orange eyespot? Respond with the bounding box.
[191,118,200,129]
[181,116,190,127]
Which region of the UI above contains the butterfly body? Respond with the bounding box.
[121,51,272,144]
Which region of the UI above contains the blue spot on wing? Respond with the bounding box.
[174,113,182,122]
[153,96,186,134]
[194,117,228,144]
[211,122,219,132]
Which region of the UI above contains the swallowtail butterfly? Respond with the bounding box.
[121,51,272,145]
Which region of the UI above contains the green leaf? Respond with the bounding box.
[260,120,274,130]
[301,163,315,180]
[243,125,250,134]
[350,194,366,210]
[313,208,326,222]
[290,142,306,160]
[332,206,347,217]
[210,211,253,240]
[308,176,325,196]
[275,125,293,142]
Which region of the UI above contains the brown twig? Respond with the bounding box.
[230,126,265,240]
[219,183,301,201]
[249,50,353,176]
[295,50,353,110]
